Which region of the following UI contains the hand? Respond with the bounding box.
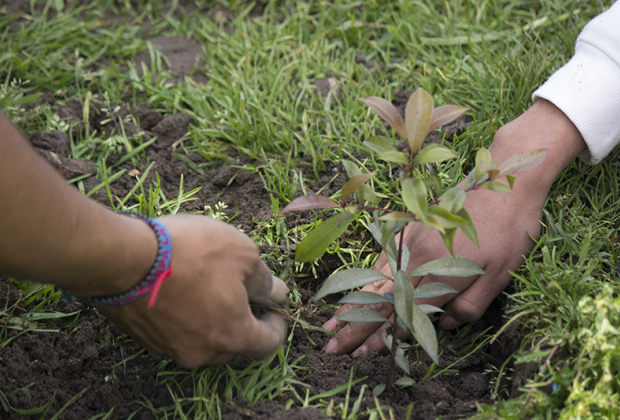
[323,184,542,356]
[98,215,288,368]
[322,99,587,356]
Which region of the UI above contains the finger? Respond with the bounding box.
[325,302,395,354]
[241,311,287,358]
[438,271,512,330]
[269,275,288,304]
[244,258,278,306]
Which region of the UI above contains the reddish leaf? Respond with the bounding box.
[358,97,407,140]
[497,149,547,177]
[342,172,376,202]
[405,88,434,152]
[427,105,469,134]
[280,195,339,214]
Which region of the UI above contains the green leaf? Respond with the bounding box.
[368,221,383,245]
[418,304,444,314]
[381,332,392,348]
[475,148,492,180]
[373,384,386,397]
[363,136,398,155]
[427,206,466,229]
[381,332,393,349]
[296,211,356,262]
[456,208,479,247]
[380,222,406,258]
[438,188,466,214]
[440,227,457,256]
[395,348,410,374]
[463,170,477,189]
[506,175,516,189]
[357,184,378,204]
[338,291,391,305]
[341,159,362,178]
[423,174,443,197]
[342,172,376,202]
[358,97,407,140]
[378,150,408,164]
[413,145,457,166]
[411,303,439,365]
[401,178,428,221]
[394,376,416,387]
[337,308,391,324]
[409,257,485,277]
[394,270,415,333]
[414,282,458,299]
[405,88,434,152]
[480,180,513,193]
[378,211,415,222]
[314,268,391,301]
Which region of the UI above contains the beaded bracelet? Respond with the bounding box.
[62,211,173,308]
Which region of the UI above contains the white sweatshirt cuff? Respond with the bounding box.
[533,4,620,164]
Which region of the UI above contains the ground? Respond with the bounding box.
[0,99,521,419]
[1,1,619,419]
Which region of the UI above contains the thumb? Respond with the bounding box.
[244,259,288,307]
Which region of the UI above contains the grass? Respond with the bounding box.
[1,0,619,418]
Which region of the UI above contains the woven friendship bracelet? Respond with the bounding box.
[63,211,173,308]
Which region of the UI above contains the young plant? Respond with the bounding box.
[281,87,546,392]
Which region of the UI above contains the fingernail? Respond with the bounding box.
[325,339,337,354]
[353,345,368,357]
[323,318,337,332]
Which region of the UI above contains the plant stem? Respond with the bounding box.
[387,230,406,392]
[386,323,400,392]
[396,229,404,272]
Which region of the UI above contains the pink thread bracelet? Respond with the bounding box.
[62,211,173,308]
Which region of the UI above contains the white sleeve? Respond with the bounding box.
[533,1,620,164]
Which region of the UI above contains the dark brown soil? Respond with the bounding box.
[0,2,524,419]
[0,101,522,420]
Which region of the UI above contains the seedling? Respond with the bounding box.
[281,87,546,392]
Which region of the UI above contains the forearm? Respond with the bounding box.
[0,112,156,296]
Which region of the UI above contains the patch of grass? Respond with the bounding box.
[1,0,619,417]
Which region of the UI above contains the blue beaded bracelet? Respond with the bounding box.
[62,211,173,308]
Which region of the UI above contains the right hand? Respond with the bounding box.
[322,99,588,356]
[323,182,543,356]
[99,215,288,368]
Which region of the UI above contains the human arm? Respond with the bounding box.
[0,111,287,367]
[322,2,620,356]
[323,99,587,355]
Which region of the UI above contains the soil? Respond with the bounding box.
[0,2,526,419]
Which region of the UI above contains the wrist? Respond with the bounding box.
[489,99,586,201]
[73,212,172,308]
[64,210,159,297]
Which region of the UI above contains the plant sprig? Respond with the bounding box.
[281,87,546,392]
